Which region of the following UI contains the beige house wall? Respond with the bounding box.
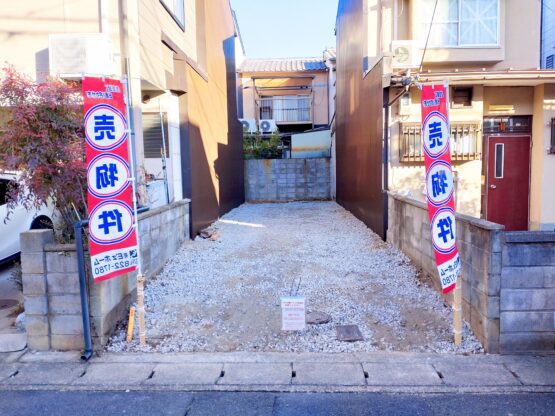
[389,86,483,217]
[138,0,197,90]
[405,0,539,70]
[0,0,206,207]
[383,0,553,229]
[390,83,555,229]
[239,71,329,127]
[0,1,102,81]
[365,1,540,71]
[483,87,535,116]
[531,84,555,230]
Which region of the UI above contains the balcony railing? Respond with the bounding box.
[257,96,312,123]
[400,122,482,162]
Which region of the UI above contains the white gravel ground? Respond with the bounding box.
[107,201,483,354]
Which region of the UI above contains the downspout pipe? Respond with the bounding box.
[382,87,390,241]
[74,206,148,361]
[75,219,93,361]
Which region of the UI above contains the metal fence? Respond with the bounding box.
[258,96,312,123]
[399,122,482,162]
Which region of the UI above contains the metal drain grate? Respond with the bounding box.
[335,324,364,342]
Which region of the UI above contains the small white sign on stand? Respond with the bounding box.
[281,296,306,331]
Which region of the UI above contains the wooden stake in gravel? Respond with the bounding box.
[126,306,136,343]
[137,274,147,346]
[453,277,462,345]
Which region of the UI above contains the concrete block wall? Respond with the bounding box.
[245,158,331,202]
[20,229,55,351]
[21,199,190,351]
[387,193,504,353]
[500,232,555,353]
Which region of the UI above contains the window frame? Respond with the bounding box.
[420,0,500,49]
[451,86,473,108]
[160,0,185,31]
[550,118,555,154]
[399,121,482,162]
[494,143,504,179]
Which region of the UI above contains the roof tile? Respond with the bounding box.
[239,57,327,73]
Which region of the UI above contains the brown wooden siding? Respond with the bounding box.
[183,0,244,236]
[336,0,386,239]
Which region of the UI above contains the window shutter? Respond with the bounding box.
[143,113,169,158]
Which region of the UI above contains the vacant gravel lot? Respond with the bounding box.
[108,201,482,354]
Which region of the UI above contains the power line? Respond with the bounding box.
[419,0,439,74]
[539,0,555,15]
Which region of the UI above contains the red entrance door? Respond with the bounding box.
[486,135,530,231]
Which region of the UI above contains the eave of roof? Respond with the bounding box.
[415,69,555,85]
[238,57,327,73]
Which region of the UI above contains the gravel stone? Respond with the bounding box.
[107,202,483,354]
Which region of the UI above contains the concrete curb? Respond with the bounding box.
[1,350,553,393]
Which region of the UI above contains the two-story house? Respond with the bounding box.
[0,0,244,235]
[237,56,333,134]
[336,0,555,237]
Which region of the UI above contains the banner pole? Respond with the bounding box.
[122,74,146,346]
[453,276,462,345]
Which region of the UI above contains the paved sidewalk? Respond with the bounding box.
[1,351,554,393]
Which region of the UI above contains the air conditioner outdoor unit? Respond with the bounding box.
[239,118,257,134]
[259,119,278,134]
[390,40,421,69]
[49,33,114,79]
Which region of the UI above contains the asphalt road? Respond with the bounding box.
[1,391,554,415]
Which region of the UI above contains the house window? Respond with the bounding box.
[259,96,311,123]
[399,122,482,162]
[143,113,169,158]
[421,0,499,47]
[494,143,504,178]
[550,118,555,154]
[547,55,554,69]
[452,87,472,108]
[161,0,185,29]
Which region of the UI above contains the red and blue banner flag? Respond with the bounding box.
[420,83,461,293]
[83,77,138,282]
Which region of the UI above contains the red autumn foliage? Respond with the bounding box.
[0,65,86,241]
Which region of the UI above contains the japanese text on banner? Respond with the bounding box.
[83,77,138,283]
[420,83,460,294]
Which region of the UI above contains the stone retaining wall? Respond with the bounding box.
[387,193,503,353]
[500,232,555,353]
[21,199,190,351]
[388,193,555,354]
[245,158,330,202]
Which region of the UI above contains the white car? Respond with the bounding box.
[0,173,55,265]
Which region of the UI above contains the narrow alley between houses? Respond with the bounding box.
[108,201,482,354]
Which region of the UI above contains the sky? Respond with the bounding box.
[230,0,338,59]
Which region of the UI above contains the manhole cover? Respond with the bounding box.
[306,311,331,325]
[336,324,364,342]
[0,299,18,310]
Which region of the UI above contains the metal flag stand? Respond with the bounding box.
[122,75,147,347]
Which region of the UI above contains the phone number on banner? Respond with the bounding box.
[91,246,139,278]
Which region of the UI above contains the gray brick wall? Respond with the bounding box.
[388,194,555,354]
[500,232,555,353]
[245,158,331,202]
[387,193,503,353]
[20,199,190,351]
